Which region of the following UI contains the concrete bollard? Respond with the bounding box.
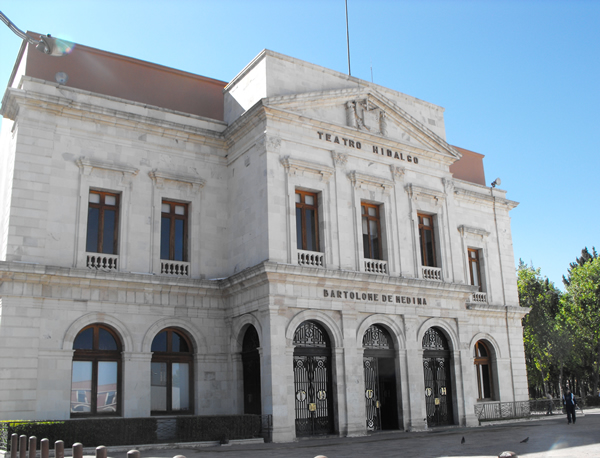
[28,436,37,458]
[54,441,64,458]
[10,434,18,458]
[40,439,49,458]
[72,443,83,458]
[95,446,107,458]
[19,435,27,458]
[127,450,141,458]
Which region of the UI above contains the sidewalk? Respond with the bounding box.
[104,408,600,458]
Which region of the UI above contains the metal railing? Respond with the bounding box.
[475,399,570,421]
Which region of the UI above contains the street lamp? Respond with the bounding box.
[1,10,72,56]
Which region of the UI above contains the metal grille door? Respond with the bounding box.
[363,356,381,430]
[422,327,453,427]
[293,354,333,436]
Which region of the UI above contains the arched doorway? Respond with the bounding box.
[293,320,334,437]
[242,325,262,414]
[422,327,454,427]
[363,324,399,431]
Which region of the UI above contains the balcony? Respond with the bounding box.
[421,266,442,281]
[365,259,388,274]
[469,292,488,303]
[297,250,324,268]
[86,253,118,272]
[161,260,190,277]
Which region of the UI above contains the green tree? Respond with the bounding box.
[562,256,600,395]
[518,261,564,397]
[563,246,598,286]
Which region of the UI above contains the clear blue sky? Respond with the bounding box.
[1,1,598,289]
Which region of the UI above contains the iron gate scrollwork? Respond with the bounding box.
[422,327,453,427]
[293,321,334,436]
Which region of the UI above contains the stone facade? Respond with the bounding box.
[0,41,528,442]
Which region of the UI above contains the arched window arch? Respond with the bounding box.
[71,324,122,416]
[474,340,494,400]
[151,328,194,415]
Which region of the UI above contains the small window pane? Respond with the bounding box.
[172,331,182,352]
[296,207,303,250]
[160,217,171,260]
[305,209,316,251]
[361,206,365,215]
[175,205,185,216]
[174,219,185,261]
[152,331,168,352]
[172,363,190,411]
[151,362,168,411]
[71,361,92,412]
[470,251,476,259]
[98,328,118,351]
[295,193,301,203]
[102,210,116,254]
[97,362,118,412]
[305,195,314,206]
[89,193,100,204]
[105,195,116,206]
[368,207,376,216]
[86,208,100,253]
[423,217,430,227]
[162,203,170,213]
[73,328,94,350]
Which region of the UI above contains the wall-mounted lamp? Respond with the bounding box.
[1,10,73,56]
[491,178,501,188]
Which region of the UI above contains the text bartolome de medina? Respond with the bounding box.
[323,289,427,305]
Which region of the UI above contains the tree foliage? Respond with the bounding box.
[563,246,598,287]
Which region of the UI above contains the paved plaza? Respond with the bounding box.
[103,408,600,458]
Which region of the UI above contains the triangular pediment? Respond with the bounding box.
[264,87,460,160]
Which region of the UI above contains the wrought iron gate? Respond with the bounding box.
[293,321,334,437]
[363,325,399,431]
[422,327,453,427]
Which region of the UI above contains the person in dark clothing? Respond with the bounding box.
[563,388,577,424]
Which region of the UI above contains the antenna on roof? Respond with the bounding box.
[345,0,351,76]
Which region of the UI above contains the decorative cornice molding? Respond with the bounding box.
[348,171,394,193]
[280,156,334,182]
[458,225,490,238]
[405,183,445,204]
[148,170,206,192]
[76,157,139,177]
[454,188,519,209]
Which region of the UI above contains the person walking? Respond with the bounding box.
[563,387,577,424]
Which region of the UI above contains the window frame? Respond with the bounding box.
[151,328,194,416]
[295,190,320,252]
[71,324,122,417]
[160,200,189,262]
[468,248,483,292]
[418,213,437,267]
[86,190,120,254]
[361,202,383,260]
[474,340,494,401]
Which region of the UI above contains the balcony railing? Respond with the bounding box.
[470,292,488,303]
[86,253,118,272]
[421,266,442,281]
[365,259,388,274]
[161,260,190,276]
[297,250,324,268]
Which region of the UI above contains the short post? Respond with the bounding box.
[54,441,64,458]
[173,455,187,458]
[72,443,83,458]
[19,435,27,458]
[41,439,49,458]
[28,436,37,458]
[10,434,18,458]
[95,446,107,458]
[127,450,140,458]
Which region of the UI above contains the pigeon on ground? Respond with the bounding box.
[461,436,465,444]
[520,437,529,443]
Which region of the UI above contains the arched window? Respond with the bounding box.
[71,324,121,416]
[474,340,494,400]
[151,328,193,414]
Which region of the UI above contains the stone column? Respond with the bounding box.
[122,352,152,417]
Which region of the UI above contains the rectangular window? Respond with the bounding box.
[161,201,188,261]
[468,248,483,291]
[362,202,382,260]
[86,191,119,254]
[295,191,319,252]
[418,213,436,267]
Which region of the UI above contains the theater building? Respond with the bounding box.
[0,37,528,441]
